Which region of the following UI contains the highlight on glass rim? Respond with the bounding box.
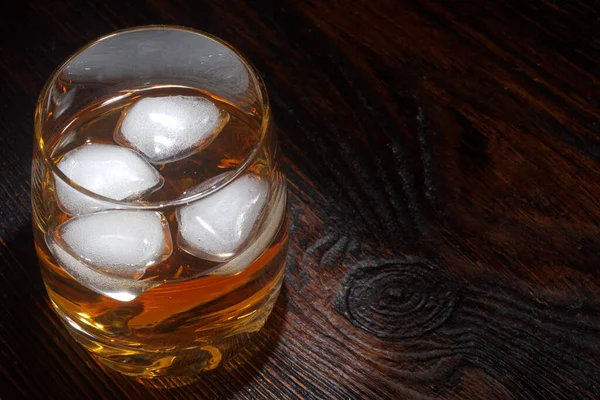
[31,25,290,379]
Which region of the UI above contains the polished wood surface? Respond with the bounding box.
[1,1,600,399]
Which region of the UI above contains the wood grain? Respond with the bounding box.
[336,258,460,339]
[1,0,600,399]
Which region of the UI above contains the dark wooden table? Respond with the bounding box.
[2,1,600,399]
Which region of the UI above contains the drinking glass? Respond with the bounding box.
[31,26,289,378]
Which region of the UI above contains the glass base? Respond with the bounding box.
[52,282,282,379]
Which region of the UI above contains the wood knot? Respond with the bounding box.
[336,258,459,339]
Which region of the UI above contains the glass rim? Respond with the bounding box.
[34,25,271,209]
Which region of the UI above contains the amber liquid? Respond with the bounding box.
[32,86,288,378]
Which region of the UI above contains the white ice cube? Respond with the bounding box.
[55,143,163,215]
[177,173,268,261]
[51,210,172,279]
[46,235,162,302]
[115,95,229,164]
[209,180,287,276]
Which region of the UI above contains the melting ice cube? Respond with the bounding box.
[46,210,172,300]
[46,234,161,301]
[115,95,230,164]
[210,180,287,276]
[55,143,163,215]
[177,173,268,262]
[51,210,173,280]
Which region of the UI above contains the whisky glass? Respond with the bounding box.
[32,26,288,378]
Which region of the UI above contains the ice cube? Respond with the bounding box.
[55,143,163,215]
[210,180,287,276]
[115,95,230,164]
[51,210,173,279]
[177,173,268,262]
[46,235,162,302]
